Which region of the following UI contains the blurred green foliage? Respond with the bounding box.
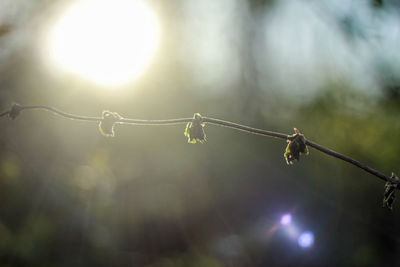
[1,0,400,266]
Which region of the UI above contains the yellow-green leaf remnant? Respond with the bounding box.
[99,110,121,137]
[184,113,206,144]
[284,128,308,164]
[383,173,399,210]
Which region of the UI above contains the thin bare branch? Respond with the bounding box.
[306,140,392,182]
[0,104,396,185]
[20,105,101,122]
[119,117,192,125]
[203,117,289,140]
[0,110,9,117]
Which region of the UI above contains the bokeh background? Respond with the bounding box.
[1,0,400,266]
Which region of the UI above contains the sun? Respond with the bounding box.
[47,0,160,86]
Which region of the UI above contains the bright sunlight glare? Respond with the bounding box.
[47,0,160,87]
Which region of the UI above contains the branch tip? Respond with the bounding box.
[382,173,399,210]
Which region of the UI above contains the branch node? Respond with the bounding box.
[184,113,206,144]
[99,110,121,137]
[8,103,23,120]
[284,128,309,165]
[383,173,399,210]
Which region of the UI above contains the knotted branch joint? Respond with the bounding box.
[99,111,121,137]
[184,113,206,144]
[284,128,309,164]
[383,173,399,210]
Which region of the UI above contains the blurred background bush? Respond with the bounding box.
[0,0,400,266]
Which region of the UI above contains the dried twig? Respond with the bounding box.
[1,104,398,208]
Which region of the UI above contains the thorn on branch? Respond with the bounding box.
[99,110,121,137]
[383,173,399,210]
[184,113,206,144]
[8,103,23,120]
[284,128,309,164]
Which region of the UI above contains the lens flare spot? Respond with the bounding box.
[298,231,314,248]
[280,213,292,226]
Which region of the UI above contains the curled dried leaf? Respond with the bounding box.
[184,113,206,144]
[8,103,23,120]
[99,110,121,137]
[284,128,308,164]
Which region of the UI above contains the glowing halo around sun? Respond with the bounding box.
[47,0,160,87]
